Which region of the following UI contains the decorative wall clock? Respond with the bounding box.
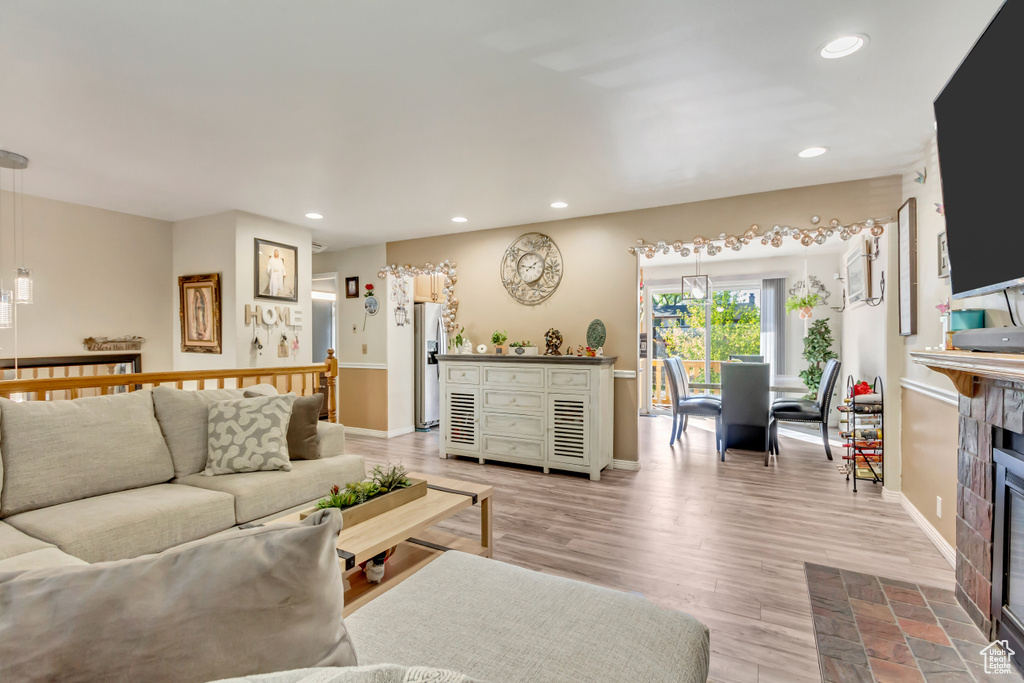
[500,232,563,305]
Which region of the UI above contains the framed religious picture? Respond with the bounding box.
[254,238,298,302]
[345,276,359,299]
[179,273,222,354]
[898,198,918,336]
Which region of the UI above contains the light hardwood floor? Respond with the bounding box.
[347,414,953,683]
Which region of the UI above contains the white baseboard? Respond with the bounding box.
[343,425,416,439]
[612,458,640,471]
[881,486,902,502]
[898,492,956,567]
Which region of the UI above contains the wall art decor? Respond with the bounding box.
[345,276,359,299]
[179,273,222,354]
[937,231,950,278]
[391,277,409,327]
[255,238,298,302]
[898,198,918,336]
[378,260,460,332]
[82,336,146,352]
[845,240,871,304]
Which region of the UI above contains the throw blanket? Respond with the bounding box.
[212,665,482,683]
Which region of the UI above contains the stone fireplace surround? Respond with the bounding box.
[912,349,1024,639]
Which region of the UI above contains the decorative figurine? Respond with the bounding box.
[544,328,563,355]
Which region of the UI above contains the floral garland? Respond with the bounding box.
[627,216,889,258]
[378,261,459,332]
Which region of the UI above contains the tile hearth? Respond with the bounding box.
[806,563,1021,682]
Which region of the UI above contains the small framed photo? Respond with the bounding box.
[845,239,871,303]
[255,239,298,302]
[938,231,950,278]
[179,274,222,354]
[345,276,359,299]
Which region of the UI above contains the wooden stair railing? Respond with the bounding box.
[0,349,340,423]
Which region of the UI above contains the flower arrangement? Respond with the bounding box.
[851,381,873,396]
[364,283,375,298]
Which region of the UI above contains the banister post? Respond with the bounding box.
[325,348,338,423]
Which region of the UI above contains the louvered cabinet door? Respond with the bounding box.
[546,393,591,467]
[444,387,481,452]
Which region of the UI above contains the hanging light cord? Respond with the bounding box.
[1005,289,1018,327]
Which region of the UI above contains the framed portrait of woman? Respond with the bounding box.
[255,238,299,302]
[179,273,222,354]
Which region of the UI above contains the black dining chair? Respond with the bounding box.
[720,362,772,464]
[665,357,722,452]
[770,358,842,460]
[729,354,764,363]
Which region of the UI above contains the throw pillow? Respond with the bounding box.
[0,509,356,683]
[245,391,323,460]
[204,394,296,476]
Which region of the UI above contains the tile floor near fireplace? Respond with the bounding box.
[806,563,1022,682]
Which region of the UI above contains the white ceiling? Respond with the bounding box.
[0,0,1003,250]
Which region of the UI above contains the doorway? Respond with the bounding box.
[311,274,338,364]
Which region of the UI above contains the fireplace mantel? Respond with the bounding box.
[910,349,1024,397]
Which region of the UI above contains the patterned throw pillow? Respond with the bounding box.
[203,394,296,476]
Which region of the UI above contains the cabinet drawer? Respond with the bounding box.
[482,390,544,413]
[445,365,480,385]
[482,412,544,438]
[547,368,591,390]
[482,366,544,388]
[483,435,544,462]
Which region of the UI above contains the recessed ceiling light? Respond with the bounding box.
[550,201,568,209]
[798,146,829,158]
[305,212,323,219]
[452,216,468,223]
[820,35,867,59]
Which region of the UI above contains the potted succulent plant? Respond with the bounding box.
[491,330,509,355]
[786,293,822,319]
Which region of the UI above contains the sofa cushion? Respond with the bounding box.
[5,483,236,563]
[345,551,711,683]
[247,391,323,460]
[317,422,347,458]
[0,509,355,683]
[0,547,88,572]
[176,455,365,524]
[211,664,480,683]
[0,520,52,561]
[152,384,278,478]
[0,391,174,517]
[205,394,296,476]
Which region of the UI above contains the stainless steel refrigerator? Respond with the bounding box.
[414,303,446,430]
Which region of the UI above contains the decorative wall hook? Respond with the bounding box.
[864,272,886,307]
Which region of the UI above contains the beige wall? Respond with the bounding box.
[313,244,388,367]
[387,176,902,462]
[1,191,174,370]
[338,368,389,432]
[901,388,959,545]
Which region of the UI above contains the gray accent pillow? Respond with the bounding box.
[204,394,296,476]
[0,391,174,518]
[0,509,357,683]
[245,391,323,460]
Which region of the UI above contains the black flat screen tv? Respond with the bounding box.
[934,0,1022,299]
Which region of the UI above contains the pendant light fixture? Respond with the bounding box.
[1,150,31,325]
[681,251,711,303]
[1,150,32,305]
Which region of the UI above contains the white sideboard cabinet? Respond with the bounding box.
[437,354,615,480]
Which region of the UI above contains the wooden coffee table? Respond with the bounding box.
[274,472,492,616]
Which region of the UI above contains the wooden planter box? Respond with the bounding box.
[300,478,427,527]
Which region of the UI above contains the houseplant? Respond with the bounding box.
[449,327,466,354]
[800,318,838,400]
[491,330,509,355]
[786,293,822,319]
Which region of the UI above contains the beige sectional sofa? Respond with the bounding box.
[0,386,365,568]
